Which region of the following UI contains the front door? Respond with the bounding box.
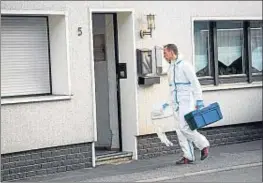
[92,13,121,151]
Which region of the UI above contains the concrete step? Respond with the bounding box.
[96,151,133,166]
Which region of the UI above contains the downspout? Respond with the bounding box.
[91,142,96,167]
[88,8,97,168]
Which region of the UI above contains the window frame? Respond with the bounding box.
[193,18,262,86]
[248,21,263,82]
[1,10,72,105]
[1,15,53,98]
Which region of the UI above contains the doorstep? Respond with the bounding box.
[96,151,133,166]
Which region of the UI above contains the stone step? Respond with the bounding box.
[96,151,133,166]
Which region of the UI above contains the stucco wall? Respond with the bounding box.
[104,0,262,135]
[1,1,95,154]
[1,1,262,153]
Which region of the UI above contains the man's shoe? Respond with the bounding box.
[201,147,209,160]
[176,157,194,165]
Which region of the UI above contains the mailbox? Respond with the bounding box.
[136,49,160,86]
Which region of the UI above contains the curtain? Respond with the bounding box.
[194,22,209,77]
[251,27,262,73]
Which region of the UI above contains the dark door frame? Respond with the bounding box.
[113,13,123,152]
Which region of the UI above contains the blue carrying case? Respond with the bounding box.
[184,102,223,130]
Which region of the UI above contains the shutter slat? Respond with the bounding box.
[1,16,51,97]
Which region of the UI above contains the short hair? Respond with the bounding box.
[164,44,178,55]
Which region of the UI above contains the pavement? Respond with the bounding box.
[10,140,262,182]
[163,165,262,182]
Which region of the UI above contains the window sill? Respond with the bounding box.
[1,95,72,105]
[202,82,262,92]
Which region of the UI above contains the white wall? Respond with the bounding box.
[1,2,95,154]
[101,1,263,135]
[48,14,71,95]
[202,87,262,128]
[1,1,262,154]
[132,1,263,135]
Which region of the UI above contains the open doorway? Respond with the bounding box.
[92,13,122,155]
[90,10,138,163]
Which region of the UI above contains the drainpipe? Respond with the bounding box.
[91,142,96,168]
[88,8,97,168]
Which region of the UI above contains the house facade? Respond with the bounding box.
[1,1,262,181]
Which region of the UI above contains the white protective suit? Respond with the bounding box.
[167,57,210,161]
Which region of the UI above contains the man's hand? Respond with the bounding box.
[195,100,204,110]
[162,103,169,110]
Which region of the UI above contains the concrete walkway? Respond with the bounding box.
[11,140,262,182]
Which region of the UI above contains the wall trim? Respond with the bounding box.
[202,82,262,92]
[1,10,66,15]
[89,8,135,13]
[1,95,72,105]
[191,16,262,21]
[88,8,97,143]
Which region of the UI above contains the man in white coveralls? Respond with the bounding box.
[163,43,209,165]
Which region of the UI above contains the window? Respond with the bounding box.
[194,21,211,78]
[1,16,51,97]
[194,20,262,85]
[250,21,262,75]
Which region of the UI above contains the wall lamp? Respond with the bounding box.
[140,14,155,38]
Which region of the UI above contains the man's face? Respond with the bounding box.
[163,48,174,62]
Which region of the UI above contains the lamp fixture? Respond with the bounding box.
[140,14,155,38]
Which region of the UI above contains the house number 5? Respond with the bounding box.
[78,27,82,36]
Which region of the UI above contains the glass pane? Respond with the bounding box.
[216,21,244,75]
[194,21,210,77]
[250,21,262,73]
